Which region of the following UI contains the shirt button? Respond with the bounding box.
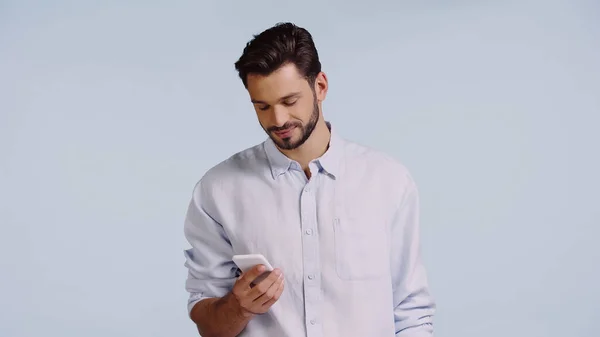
[310,319,316,325]
[304,187,310,193]
[308,275,314,280]
[305,229,313,235]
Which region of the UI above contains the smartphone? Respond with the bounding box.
[232,254,274,285]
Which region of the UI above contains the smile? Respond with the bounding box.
[274,126,296,138]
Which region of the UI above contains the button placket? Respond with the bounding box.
[300,175,322,336]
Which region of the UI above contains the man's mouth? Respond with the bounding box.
[273,126,296,138]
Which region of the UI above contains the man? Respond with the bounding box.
[183,22,435,337]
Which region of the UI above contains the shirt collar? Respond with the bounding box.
[264,122,344,180]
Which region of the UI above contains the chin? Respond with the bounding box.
[276,138,299,150]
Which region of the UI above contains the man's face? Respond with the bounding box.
[246,63,321,150]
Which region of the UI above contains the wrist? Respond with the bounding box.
[224,292,254,320]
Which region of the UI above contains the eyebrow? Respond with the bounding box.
[251,92,302,105]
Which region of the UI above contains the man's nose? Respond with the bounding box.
[271,105,289,127]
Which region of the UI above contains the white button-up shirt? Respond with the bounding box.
[183,125,435,336]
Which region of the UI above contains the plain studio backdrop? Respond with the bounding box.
[1,1,599,336]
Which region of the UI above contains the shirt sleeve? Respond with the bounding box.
[391,178,436,336]
[183,178,238,316]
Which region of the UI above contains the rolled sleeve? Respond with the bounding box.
[391,178,436,336]
[183,178,238,316]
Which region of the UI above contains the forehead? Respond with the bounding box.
[246,63,311,101]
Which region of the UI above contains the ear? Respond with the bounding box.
[313,72,328,102]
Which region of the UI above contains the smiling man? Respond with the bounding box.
[183,22,435,337]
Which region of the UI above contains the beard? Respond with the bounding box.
[265,92,320,150]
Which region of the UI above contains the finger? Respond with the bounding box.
[261,277,285,308]
[254,273,283,305]
[257,274,284,306]
[238,264,267,289]
[248,269,282,299]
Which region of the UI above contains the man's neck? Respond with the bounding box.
[280,120,331,175]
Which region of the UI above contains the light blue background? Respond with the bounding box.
[1,1,599,336]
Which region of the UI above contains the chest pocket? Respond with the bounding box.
[333,204,390,281]
[329,156,391,281]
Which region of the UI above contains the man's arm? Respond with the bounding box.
[183,178,285,337]
[183,178,247,336]
[391,177,436,336]
[190,294,252,337]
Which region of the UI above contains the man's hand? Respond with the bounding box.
[191,265,285,337]
[229,264,285,317]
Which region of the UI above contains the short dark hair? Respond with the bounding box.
[234,22,322,88]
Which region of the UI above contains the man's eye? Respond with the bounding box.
[259,105,270,111]
[283,100,297,106]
